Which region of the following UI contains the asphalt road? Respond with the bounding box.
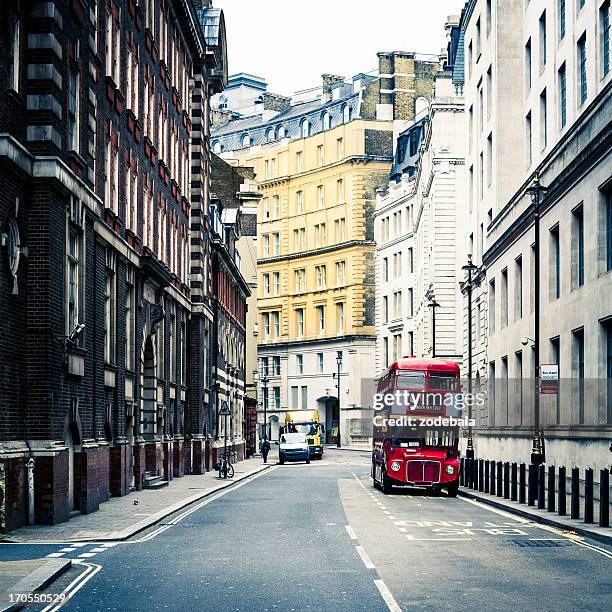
[2,448,611,612]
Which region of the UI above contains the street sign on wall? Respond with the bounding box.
[539,364,559,394]
[219,402,231,416]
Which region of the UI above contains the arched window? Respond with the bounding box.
[415,96,429,119]
[212,140,221,154]
[241,133,251,147]
[342,104,351,123]
[266,128,275,142]
[276,125,286,139]
[321,111,331,130]
[301,119,310,138]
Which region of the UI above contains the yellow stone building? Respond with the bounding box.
[212,56,438,444]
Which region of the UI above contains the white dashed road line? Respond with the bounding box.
[355,545,376,569]
[345,525,357,540]
[374,579,402,612]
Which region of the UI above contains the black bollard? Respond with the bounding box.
[472,458,478,490]
[547,465,555,513]
[519,463,526,504]
[484,460,489,492]
[497,461,503,497]
[584,468,593,524]
[460,458,465,487]
[492,461,497,496]
[478,459,484,492]
[538,464,546,509]
[571,467,580,519]
[600,469,610,528]
[503,462,510,499]
[511,462,518,501]
[468,458,474,489]
[528,464,537,506]
[558,466,566,516]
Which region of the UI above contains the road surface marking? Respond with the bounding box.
[89,547,107,553]
[326,522,337,526]
[355,545,376,569]
[406,534,473,541]
[345,525,358,539]
[77,552,97,558]
[398,527,407,533]
[59,548,77,552]
[101,543,118,547]
[388,516,396,520]
[45,552,65,557]
[460,495,612,558]
[374,579,402,612]
[41,560,102,612]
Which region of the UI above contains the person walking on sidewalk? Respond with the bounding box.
[260,439,271,463]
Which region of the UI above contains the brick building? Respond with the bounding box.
[0,0,232,532]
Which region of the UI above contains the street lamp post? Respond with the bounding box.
[427,296,441,358]
[526,176,547,466]
[336,350,343,448]
[462,254,478,459]
[261,371,269,442]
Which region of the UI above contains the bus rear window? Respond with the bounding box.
[396,371,426,389]
[428,373,457,390]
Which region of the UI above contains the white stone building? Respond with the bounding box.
[461,0,612,470]
[375,33,467,376]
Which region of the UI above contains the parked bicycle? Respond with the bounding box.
[217,453,235,479]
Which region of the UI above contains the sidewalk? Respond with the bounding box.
[0,558,71,612]
[3,456,270,544]
[459,486,612,545]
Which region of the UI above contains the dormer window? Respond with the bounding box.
[322,111,331,130]
[241,133,251,147]
[301,119,310,138]
[212,140,221,153]
[276,125,286,139]
[266,128,275,142]
[342,104,351,123]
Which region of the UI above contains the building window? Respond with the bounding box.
[296,190,304,213]
[515,256,523,321]
[489,278,496,335]
[408,288,414,317]
[272,232,280,256]
[606,189,612,271]
[393,333,402,362]
[486,66,493,119]
[342,104,351,123]
[294,268,306,292]
[273,271,280,295]
[539,11,547,68]
[383,337,389,367]
[125,268,135,371]
[336,302,345,333]
[540,88,547,150]
[273,356,281,376]
[577,34,588,105]
[276,125,285,139]
[296,308,304,337]
[67,228,81,337]
[393,291,402,319]
[296,151,304,172]
[296,354,304,375]
[316,305,325,334]
[316,265,327,289]
[601,1,611,77]
[273,387,281,410]
[301,120,310,138]
[322,112,331,130]
[241,133,251,147]
[263,312,270,339]
[104,254,116,365]
[525,38,532,92]
[572,327,585,423]
[550,224,561,300]
[68,69,80,152]
[8,14,21,91]
[272,311,280,337]
[382,296,388,324]
[273,195,280,219]
[525,112,532,168]
[559,0,566,39]
[486,0,492,37]
[559,63,567,129]
[317,185,324,208]
[318,352,324,373]
[317,145,324,166]
[169,307,176,382]
[337,179,345,203]
[486,133,493,186]
[335,260,346,286]
[337,138,344,159]
[572,204,585,288]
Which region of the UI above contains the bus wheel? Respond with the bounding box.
[382,472,393,494]
[447,481,459,497]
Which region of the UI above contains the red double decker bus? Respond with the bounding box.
[372,357,461,496]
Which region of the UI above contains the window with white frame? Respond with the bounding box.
[336,179,344,203]
[336,302,345,332]
[8,13,21,92]
[66,227,81,339]
[272,311,280,337]
[317,185,324,209]
[263,312,270,339]
[316,305,325,334]
[263,272,270,296]
[296,190,304,213]
[296,151,304,172]
[317,145,324,166]
[272,232,280,255]
[294,268,306,292]
[68,68,80,152]
[125,267,135,371]
[335,260,346,286]
[273,271,280,295]
[263,234,270,257]
[296,308,304,337]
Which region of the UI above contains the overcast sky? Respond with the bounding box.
[217,0,465,95]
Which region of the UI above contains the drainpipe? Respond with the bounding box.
[24,440,35,525]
